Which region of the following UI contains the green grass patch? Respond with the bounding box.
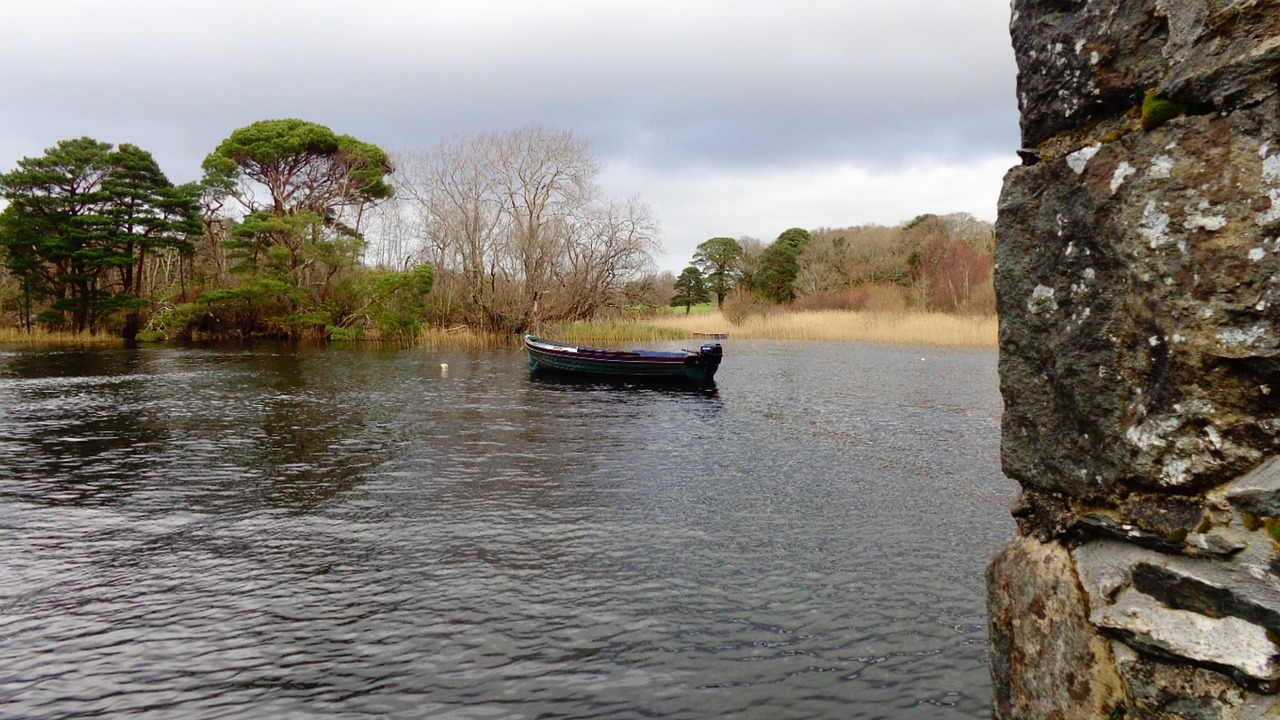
[668,303,717,315]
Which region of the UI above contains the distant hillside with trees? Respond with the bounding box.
[674,212,995,323]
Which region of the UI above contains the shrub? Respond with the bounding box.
[721,287,774,326]
[861,284,909,312]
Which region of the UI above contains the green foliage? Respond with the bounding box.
[692,237,744,308]
[0,120,663,341]
[670,265,709,314]
[226,210,326,272]
[1106,705,1127,720]
[136,302,209,341]
[197,119,394,338]
[0,205,52,329]
[363,263,436,338]
[325,324,362,342]
[791,214,994,313]
[903,213,942,232]
[191,273,303,336]
[1141,92,1182,131]
[202,118,392,210]
[0,137,199,336]
[296,262,439,341]
[750,227,809,303]
[775,227,811,248]
[719,219,995,311]
[281,307,337,335]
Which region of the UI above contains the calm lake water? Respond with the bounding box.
[0,340,1016,719]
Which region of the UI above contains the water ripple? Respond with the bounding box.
[0,342,1014,719]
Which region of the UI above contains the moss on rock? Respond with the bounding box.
[1141,89,1214,131]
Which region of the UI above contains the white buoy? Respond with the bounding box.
[441,363,449,377]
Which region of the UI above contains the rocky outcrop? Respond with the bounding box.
[991,0,1280,717]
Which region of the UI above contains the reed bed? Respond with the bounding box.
[645,310,998,349]
[538,321,687,346]
[414,326,516,349]
[0,311,998,350]
[0,328,124,347]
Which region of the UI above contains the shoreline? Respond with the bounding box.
[0,310,999,351]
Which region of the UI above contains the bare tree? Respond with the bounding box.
[794,214,996,311]
[621,270,676,313]
[363,194,422,270]
[484,127,595,327]
[392,126,659,332]
[795,231,854,296]
[561,196,659,320]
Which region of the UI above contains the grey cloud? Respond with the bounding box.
[1,1,1016,178]
[1,0,1017,265]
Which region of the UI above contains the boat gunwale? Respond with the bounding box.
[524,335,694,364]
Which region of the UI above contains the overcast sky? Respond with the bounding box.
[0,1,1018,272]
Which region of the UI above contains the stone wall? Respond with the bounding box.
[990,1,1280,717]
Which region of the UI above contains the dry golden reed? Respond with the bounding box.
[0,328,124,347]
[0,311,997,351]
[644,310,997,349]
[539,322,686,346]
[415,326,513,349]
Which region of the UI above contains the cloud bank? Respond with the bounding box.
[0,0,1019,270]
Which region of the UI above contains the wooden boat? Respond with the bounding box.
[524,335,723,385]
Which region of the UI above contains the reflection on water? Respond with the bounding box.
[0,341,1015,719]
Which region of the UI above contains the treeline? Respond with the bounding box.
[669,213,996,319]
[0,120,429,341]
[0,121,658,340]
[0,117,992,342]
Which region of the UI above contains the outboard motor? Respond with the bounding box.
[699,343,724,382]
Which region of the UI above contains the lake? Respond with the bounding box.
[0,339,1016,719]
